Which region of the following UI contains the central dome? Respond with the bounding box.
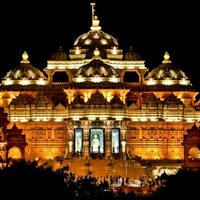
[73,16,119,59]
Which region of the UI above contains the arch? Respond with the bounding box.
[188,146,200,159]
[8,147,22,159]
[52,71,69,82]
[123,71,139,82]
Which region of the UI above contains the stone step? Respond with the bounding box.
[61,158,146,178]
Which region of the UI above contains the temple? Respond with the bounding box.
[0,3,199,175]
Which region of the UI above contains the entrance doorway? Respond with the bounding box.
[90,128,104,154]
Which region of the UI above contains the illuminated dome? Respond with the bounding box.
[73,16,119,58]
[74,49,120,83]
[49,46,68,61]
[2,51,48,85]
[124,47,143,61]
[145,52,190,86]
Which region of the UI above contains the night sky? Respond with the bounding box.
[0,0,199,90]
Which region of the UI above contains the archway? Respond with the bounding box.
[188,147,200,159]
[123,71,139,82]
[52,72,69,82]
[8,147,22,159]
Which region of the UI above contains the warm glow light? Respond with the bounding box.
[8,147,22,159]
[141,118,147,121]
[54,117,63,122]
[150,117,158,121]
[92,75,101,83]
[101,39,107,45]
[186,118,195,122]
[20,118,29,122]
[99,117,108,120]
[33,118,40,122]
[37,78,46,85]
[111,46,118,55]
[115,116,123,121]
[74,75,85,83]
[72,116,80,121]
[4,78,13,85]
[164,117,181,122]
[75,46,81,54]
[162,52,171,64]
[94,48,100,57]
[21,51,30,64]
[109,76,120,83]
[88,116,96,120]
[163,79,173,85]
[20,79,30,85]
[180,78,189,85]
[146,78,156,85]
[42,118,49,121]
[90,15,101,30]
[131,117,139,121]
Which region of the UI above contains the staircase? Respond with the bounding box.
[62,157,146,178]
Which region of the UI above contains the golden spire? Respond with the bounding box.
[20,51,30,64]
[90,3,101,30]
[162,52,171,64]
[90,2,95,21]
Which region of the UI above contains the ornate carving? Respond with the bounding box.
[70,93,85,108]
[86,90,108,106]
[110,94,125,108]
[163,93,183,107]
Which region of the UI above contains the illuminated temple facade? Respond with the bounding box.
[0,4,200,168]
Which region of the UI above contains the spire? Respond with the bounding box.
[162,52,171,64]
[20,51,30,64]
[90,2,95,21]
[90,3,101,30]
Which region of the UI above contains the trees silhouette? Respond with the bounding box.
[0,159,65,200]
[155,168,200,200]
[0,159,112,200]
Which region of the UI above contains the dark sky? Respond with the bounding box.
[0,0,199,90]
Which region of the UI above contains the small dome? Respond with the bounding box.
[2,51,48,85]
[146,52,189,80]
[124,47,143,61]
[49,46,68,61]
[74,51,120,83]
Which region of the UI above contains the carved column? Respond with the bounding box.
[45,70,53,84]
[105,131,111,159]
[68,141,73,153]
[104,120,113,159]
[121,140,126,153]
[82,121,90,159]
[66,120,74,155]
[121,120,128,159]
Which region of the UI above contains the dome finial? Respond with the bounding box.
[162,51,171,64]
[90,3,101,30]
[21,51,30,64]
[91,15,101,30]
